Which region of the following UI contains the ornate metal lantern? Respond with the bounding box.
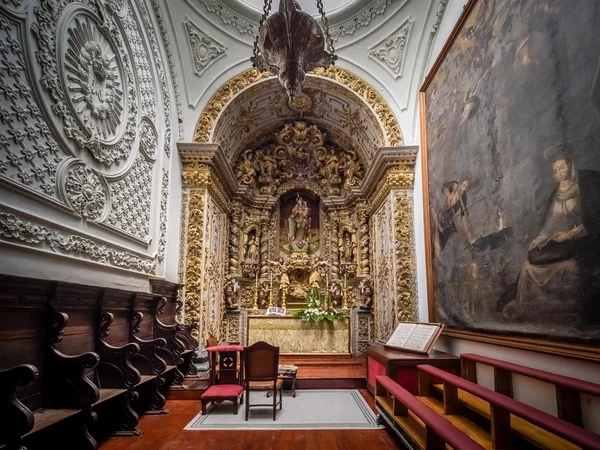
[251,0,337,100]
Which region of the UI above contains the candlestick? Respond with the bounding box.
[268,279,273,308]
[281,287,287,310]
[252,277,259,313]
[342,272,348,310]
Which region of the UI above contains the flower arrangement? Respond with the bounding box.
[293,287,346,322]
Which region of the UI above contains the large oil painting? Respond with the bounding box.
[422,0,600,345]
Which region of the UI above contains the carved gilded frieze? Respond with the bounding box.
[233,122,364,198]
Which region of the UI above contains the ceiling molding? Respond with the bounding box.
[183,17,228,76]
[367,16,414,79]
[195,0,393,41]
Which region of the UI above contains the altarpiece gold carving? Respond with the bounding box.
[234,122,364,197]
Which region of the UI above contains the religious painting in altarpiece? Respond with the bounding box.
[421,0,600,347]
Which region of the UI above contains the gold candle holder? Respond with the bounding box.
[342,272,348,310]
[252,270,259,313]
[268,281,274,308]
[281,287,287,309]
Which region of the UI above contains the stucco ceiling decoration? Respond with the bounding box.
[193,66,402,152]
[197,0,391,40]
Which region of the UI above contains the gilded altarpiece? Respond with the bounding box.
[178,138,418,354]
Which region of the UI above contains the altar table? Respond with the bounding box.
[247,315,350,354]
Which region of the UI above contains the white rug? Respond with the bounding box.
[184,389,383,430]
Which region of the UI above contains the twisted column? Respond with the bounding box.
[228,201,242,276]
[259,217,270,281]
[357,203,370,277]
[329,213,340,281]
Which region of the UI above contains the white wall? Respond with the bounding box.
[414,0,600,433]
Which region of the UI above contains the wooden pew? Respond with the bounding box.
[460,353,600,427]
[149,279,197,377]
[418,364,600,450]
[0,275,100,450]
[50,282,141,439]
[0,364,38,450]
[100,289,167,417]
[132,293,179,413]
[375,375,486,450]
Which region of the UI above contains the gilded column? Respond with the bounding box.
[328,212,340,281]
[259,215,270,281]
[228,200,242,276]
[183,186,207,341]
[357,202,370,277]
[179,144,234,346]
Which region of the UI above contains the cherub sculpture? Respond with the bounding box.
[358,278,373,310]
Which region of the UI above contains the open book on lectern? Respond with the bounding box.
[383,322,444,355]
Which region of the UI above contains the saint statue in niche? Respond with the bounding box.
[339,229,356,263]
[288,193,312,252]
[243,229,259,263]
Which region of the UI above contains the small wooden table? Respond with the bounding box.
[267,367,298,398]
[366,343,459,395]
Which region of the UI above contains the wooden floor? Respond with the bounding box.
[98,390,404,450]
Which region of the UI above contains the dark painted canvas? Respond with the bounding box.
[424,0,600,343]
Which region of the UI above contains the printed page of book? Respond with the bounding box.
[403,324,440,352]
[385,322,418,348]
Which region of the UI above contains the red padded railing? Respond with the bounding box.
[461,353,600,397]
[376,375,486,450]
[418,364,600,450]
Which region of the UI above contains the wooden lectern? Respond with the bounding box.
[365,343,460,395]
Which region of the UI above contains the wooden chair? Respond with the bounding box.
[243,341,282,421]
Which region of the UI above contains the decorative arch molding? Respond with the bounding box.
[192,66,403,149]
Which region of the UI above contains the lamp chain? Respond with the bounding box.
[317,0,335,59]
[252,0,273,66]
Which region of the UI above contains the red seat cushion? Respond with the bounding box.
[201,384,244,398]
[207,345,244,352]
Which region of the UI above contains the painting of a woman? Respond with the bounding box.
[510,153,587,312]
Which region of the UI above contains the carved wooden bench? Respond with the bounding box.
[50,281,141,440]
[0,276,100,450]
[460,353,600,427]
[149,280,198,377]
[100,289,168,417]
[418,364,600,450]
[375,375,486,450]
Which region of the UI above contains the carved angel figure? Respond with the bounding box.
[235,149,257,186]
[268,257,290,289]
[358,278,373,310]
[224,276,240,310]
[309,257,330,287]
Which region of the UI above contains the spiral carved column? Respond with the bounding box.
[329,213,340,281]
[259,217,270,281]
[357,203,370,277]
[228,201,242,276]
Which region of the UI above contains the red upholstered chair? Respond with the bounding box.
[244,341,282,421]
[201,344,245,415]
